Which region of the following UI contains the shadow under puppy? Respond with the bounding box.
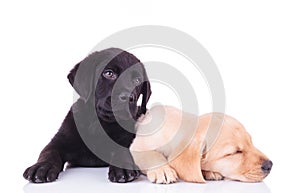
[130,105,272,184]
[23,48,151,183]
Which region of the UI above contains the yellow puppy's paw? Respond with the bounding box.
[147,165,178,184]
[202,171,224,181]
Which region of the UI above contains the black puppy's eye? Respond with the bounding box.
[132,77,142,85]
[103,69,117,80]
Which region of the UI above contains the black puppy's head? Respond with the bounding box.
[68,48,151,122]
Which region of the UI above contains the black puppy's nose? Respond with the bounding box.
[261,160,273,173]
[119,92,134,103]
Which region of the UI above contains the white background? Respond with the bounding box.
[1,0,299,193]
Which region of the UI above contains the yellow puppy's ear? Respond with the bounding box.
[169,141,206,183]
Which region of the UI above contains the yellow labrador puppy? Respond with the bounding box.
[130,105,272,184]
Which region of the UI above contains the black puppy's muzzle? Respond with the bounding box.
[119,92,135,103]
[96,91,138,122]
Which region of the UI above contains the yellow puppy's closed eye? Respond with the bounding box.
[235,150,243,154]
[224,150,243,157]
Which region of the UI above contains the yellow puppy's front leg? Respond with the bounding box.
[147,165,178,184]
[131,150,178,184]
[202,170,224,181]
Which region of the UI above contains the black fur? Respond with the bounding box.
[23,48,151,183]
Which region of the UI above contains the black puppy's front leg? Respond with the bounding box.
[108,150,140,183]
[23,110,76,183]
[23,145,64,183]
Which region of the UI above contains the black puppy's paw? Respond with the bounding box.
[108,165,140,183]
[23,162,61,183]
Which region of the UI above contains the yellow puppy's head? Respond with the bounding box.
[200,114,272,182]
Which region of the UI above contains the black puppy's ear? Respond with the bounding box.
[67,62,80,87]
[140,81,152,114]
[67,54,97,103]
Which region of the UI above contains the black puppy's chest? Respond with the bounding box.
[100,120,136,148]
[73,100,136,148]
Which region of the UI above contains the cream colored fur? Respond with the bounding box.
[130,105,271,184]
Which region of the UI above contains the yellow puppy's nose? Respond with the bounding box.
[261,160,273,173]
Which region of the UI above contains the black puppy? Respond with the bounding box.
[23,48,151,183]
